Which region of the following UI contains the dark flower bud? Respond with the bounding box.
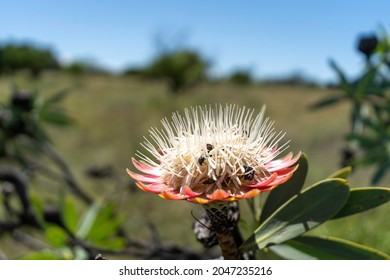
[43,205,66,228]
[357,34,378,58]
[85,165,113,179]
[10,90,34,111]
[340,146,355,168]
[7,118,27,137]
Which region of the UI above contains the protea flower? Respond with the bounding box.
[127,104,300,259]
[127,104,300,204]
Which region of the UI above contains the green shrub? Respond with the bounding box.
[0,42,59,77]
[143,49,210,93]
[229,69,254,85]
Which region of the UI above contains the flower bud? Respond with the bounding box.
[357,34,378,58]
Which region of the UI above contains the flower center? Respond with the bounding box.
[159,130,272,191]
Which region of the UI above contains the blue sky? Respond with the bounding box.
[1,0,389,82]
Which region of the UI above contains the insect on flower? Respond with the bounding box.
[127,104,300,204]
[243,165,255,181]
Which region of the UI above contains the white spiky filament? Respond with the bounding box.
[136,104,289,194]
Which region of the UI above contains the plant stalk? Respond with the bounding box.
[203,201,240,260]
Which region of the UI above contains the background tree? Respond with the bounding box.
[142,49,210,93]
[0,42,59,77]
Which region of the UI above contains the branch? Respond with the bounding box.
[12,229,49,251]
[38,142,93,204]
[0,168,30,215]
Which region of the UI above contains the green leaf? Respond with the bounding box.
[240,178,350,252]
[73,246,89,260]
[333,187,390,219]
[327,166,353,179]
[328,59,351,93]
[45,225,68,248]
[87,216,125,242]
[45,88,72,105]
[20,250,60,260]
[309,95,347,110]
[29,195,45,227]
[92,237,127,250]
[354,67,378,100]
[88,202,116,229]
[347,133,377,149]
[62,197,79,233]
[371,164,389,185]
[260,153,308,224]
[86,202,124,242]
[39,107,73,126]
[286,236,389,260]
[270,244,316,260]
[76,203,101,239]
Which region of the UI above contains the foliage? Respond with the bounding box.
[142,49,210,93]
[0,86,209,260]
[1,28,390,260]
[311,27,390,183]
[237,153,390,259]
[263,71,319,87]
[0,42,59,77]
[0,87,73,157]
[0,79,389,260]
[228,69,254,85]
[63,60,111,76]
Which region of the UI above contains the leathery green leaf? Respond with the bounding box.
[260,153,308,224]
[286,236,389,260]
[240,178,349,252]
[333,187,390,219]
[327,166,353,179]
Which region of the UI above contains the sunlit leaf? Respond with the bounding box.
[327,166,352,179]
[87,216,125,242]
[88,202,116,229]
[286,236,389,260]
[92,237,127,250]
[29,195,45,227]
[73,246,89,260]
[333,187,390,219]
[260,153,308,224]
[76,203,100,239]
[20,250,60,260]
[62,196,78,233]
[86,202,124,242]
[270,244,316,260]
[45,225,68,248]
[240,179,349,252]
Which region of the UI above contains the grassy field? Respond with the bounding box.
[1,72,390,258]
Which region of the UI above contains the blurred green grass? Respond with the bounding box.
[1,72,389,257]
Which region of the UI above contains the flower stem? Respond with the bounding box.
[203,202,240,260]
[215,229,240,260]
